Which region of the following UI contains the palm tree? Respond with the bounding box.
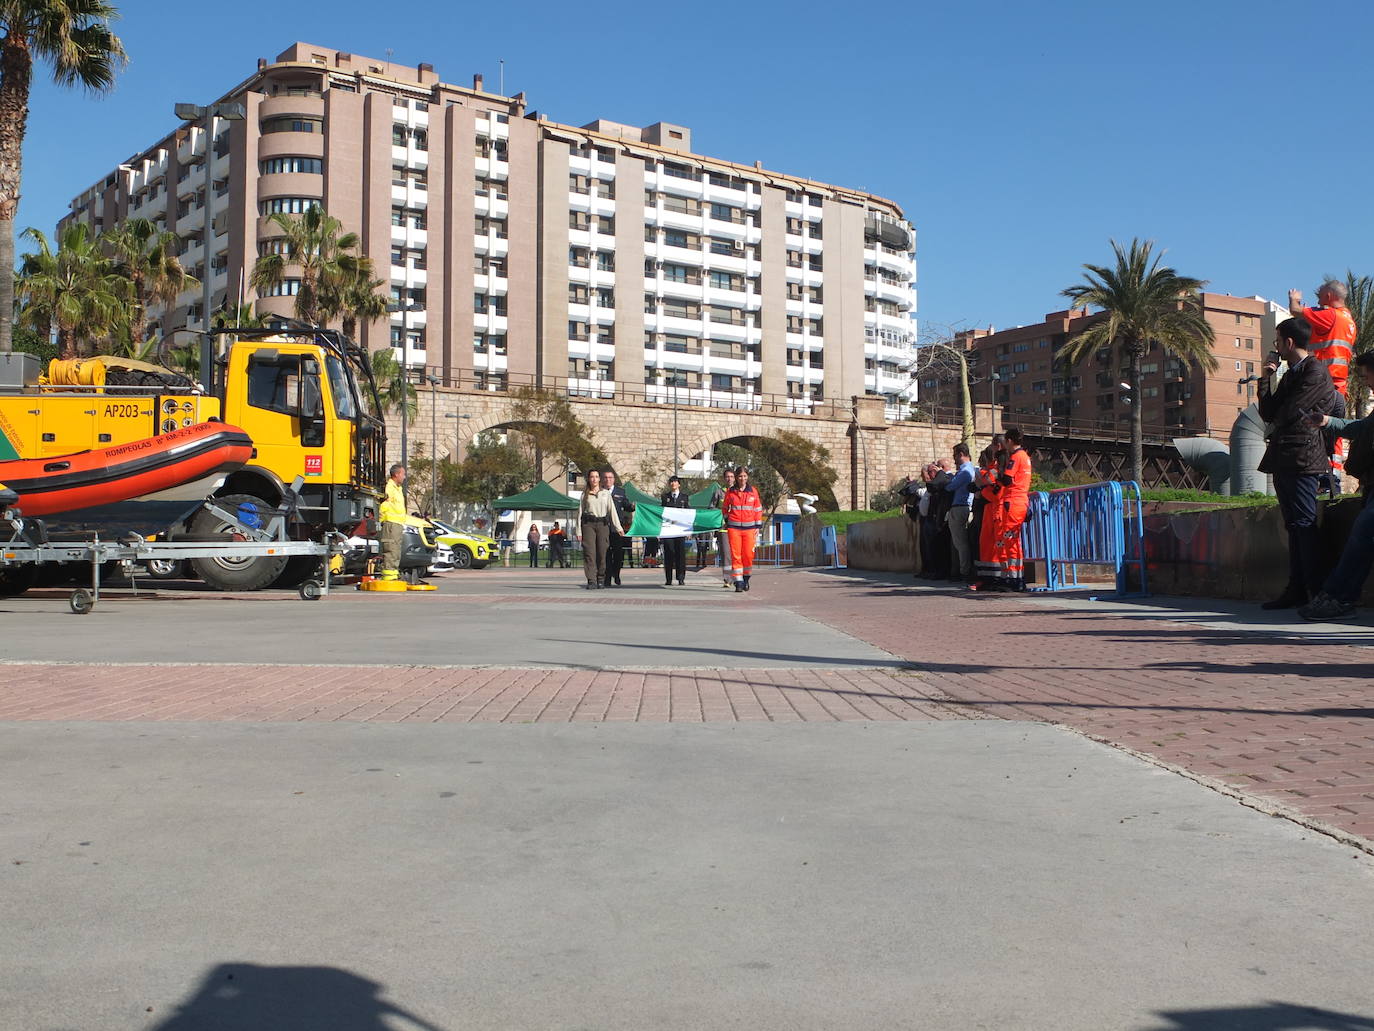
[249,204,359,325]
[370,345,416,420]
[1061,239,1216,486]
[0,1,127,353]
[212,301,268,330]
[17,222,130,358]
[320,254,389,340]
[104,217,196,359]
[1344,271,1372,418]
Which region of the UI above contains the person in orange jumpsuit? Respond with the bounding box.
[722,466,764,592]
[1291,279,1358,487]
[993,427,1033,592]
[971,435,1006,590]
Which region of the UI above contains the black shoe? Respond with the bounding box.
[742,576,751,592]
[677,579,685,586]
[734,582,743,592]
[1260,592,1306,611]
[584,583,594,590]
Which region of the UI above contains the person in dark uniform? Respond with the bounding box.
[660,475,690,586]
[602,468,634,587]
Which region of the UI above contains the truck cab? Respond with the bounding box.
[215,328,387,532]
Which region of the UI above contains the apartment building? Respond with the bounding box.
[921,294,1282,440]
[60,43,918,413]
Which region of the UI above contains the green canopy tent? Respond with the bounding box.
[492,480,580,511]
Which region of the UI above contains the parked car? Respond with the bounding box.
[429,519,496,569]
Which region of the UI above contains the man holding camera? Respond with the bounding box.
[1257,318,1339,610]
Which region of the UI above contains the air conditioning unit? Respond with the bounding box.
[730,241,745,253]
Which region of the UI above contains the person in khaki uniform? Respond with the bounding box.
[379,463,407,580]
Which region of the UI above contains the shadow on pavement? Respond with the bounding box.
[1142,1001,1374,1030]
[541,638,913,669]
[148,963,446,1031]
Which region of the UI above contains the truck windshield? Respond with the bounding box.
[325,355,357,420]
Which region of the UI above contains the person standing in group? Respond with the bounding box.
[971,435,1006,589]
[602,468,634,587]
[547,521,568,568]
[526,522,541,568]
[993,427,1033,591]
[378,463,407,581]
[1300,351,1374,621]
[945,442,977,581]
[576,468,624,590]
[660,475,690,586]
[711,467,737,589]
[1258,317,1338,609]
[723,466,763,592]
[1291,279,1358,486]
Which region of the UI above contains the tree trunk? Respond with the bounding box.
[1129,349,1144,487]
[0,38,34,355]
[958,353,975,451]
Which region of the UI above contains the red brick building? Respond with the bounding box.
[921,294,1283,441]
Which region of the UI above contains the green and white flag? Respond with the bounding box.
[626,502,723,538]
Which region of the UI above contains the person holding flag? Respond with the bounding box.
[660,476,690,587]
[710,467,737,589]
[723,466,764,592]
[625,480,725,582]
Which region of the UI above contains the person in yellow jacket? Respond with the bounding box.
[379,463,407,580]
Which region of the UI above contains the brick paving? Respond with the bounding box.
[0,663,967,724]
[7,566,1374,846]
[776,570,1374,846]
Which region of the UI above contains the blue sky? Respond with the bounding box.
[17,0,1373,334]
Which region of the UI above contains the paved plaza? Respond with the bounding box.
[3,564,1374,1029]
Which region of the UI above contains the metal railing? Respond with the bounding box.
[1020,480,1147,596]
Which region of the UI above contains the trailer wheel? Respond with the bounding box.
[69,588,94,615]
[0,564,38,597]
[270,555,321,590]
[188,494,288,591]
[298,580,323,601]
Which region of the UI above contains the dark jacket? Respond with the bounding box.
[661,488,690,509]
[1328,413,1374,488]
[607,484,633,532]
[926,470,954,524]
[1257,357,1337,475]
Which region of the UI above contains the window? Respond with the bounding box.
[709,237,739,256]
[568,246,590,268]
[259,278,303,297]
[1246,338,1255,350]
[570,173,590,195]
[595,288,614,309]
[475,292,490,313]
[663,334,692,354]
[709,270,742,291]
[568,284,589,305]
[663,299,698,320]
[594,180,615,200]
[261,116,323,135]
[412,129,427,151]
[568,321,590,341]
[662,162,696,180]
[593,215,615,234]
[392,125,407,147]
[709,305,744,326]
[595,250,614,272]
[663,229,696,249]
[246,353,320,418]
[260,156,322,175]
[663,195,700,215]
[260,197,319,215]
[662,263,690,284]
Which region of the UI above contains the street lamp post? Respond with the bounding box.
[174,100,245,395]
[427,374,440,515]
[656,367,679,476]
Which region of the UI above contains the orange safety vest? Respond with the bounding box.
[999,448,1032,500]
[723,485,763,529]
[1302,305,1357,395]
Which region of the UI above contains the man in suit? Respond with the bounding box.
[660,475,690,586]
[602,468,634,586]
[1258,316,1339,610]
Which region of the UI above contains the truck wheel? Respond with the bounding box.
[0,564,38,597]
[188,494,288,591]
[271,555,321,590]
[451,546,474,569]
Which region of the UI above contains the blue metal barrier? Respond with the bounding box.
[1020,481,1148,596]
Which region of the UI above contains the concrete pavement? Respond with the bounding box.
[5,564,1374,1028]
[4,721,1373,1031]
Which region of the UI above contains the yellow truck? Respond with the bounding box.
[0,327,387,590]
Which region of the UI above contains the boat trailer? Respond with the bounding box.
[0,478,336,614]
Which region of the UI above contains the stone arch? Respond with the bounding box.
[677,426,843,512]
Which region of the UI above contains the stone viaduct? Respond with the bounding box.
[390,386,994,510]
